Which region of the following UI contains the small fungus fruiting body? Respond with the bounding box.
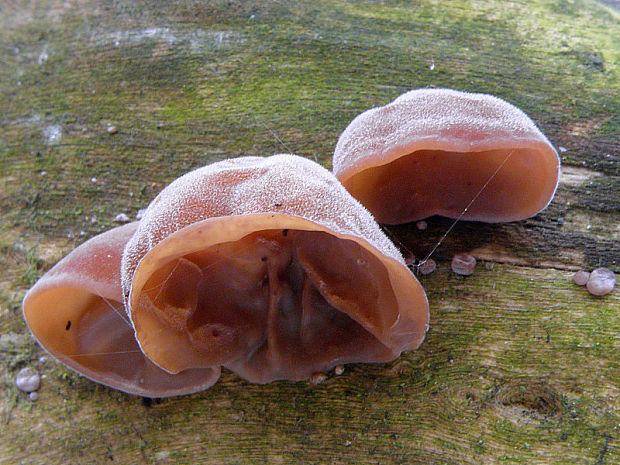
[586,268,616,296]
[333,88,561,224]
[573,270,590,286]
[15,367,40,393]
[22,155,428,396]
[418,259,436,275]
[451,254,476,276]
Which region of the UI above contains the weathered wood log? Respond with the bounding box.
[1,1,618,464]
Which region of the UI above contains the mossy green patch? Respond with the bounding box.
[0,1,618,464]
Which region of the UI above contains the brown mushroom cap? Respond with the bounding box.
[122,155,429,383]
[22,223,220,397]
[333,88,561,224]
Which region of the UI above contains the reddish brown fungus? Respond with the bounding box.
[121,155,428,384]
[22,223,220,397]
[333,88,560,224]
[23,155,429,395]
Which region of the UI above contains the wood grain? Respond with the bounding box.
[0,1,618,464]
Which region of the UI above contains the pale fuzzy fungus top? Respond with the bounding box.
[122,154,405,293]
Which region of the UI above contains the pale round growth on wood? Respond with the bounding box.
[333,88,561,224]
[121,154,429,384]
[586,268,616,296]
[451,254,476,276]
[15,367,40,393]
[573,270,590,286]
[418,259,436,275]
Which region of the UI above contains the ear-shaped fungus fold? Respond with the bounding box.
[22,223,220,397]
[333,88,561,224]
[122,155,429,383]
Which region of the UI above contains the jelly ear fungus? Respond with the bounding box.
[121,154,429,384]
[22,223,221,397]
[333,88,561,224]
[23,154,429,396]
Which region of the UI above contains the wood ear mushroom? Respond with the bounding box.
[22,223,220,397]
[23,155,429,396]
[333,88,560,224]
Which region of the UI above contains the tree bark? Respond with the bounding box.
[0,1,618,464]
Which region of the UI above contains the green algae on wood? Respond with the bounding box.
[0,0,619,464]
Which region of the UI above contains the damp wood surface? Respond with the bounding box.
[0,1,618,464]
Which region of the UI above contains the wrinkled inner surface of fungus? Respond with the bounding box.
[344,148,558,224]
[134,228,401,383]
[123,155,428,385]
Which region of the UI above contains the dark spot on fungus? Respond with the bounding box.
[274,202,282,207]
[65,320,71,330]
[282,229,288,237]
